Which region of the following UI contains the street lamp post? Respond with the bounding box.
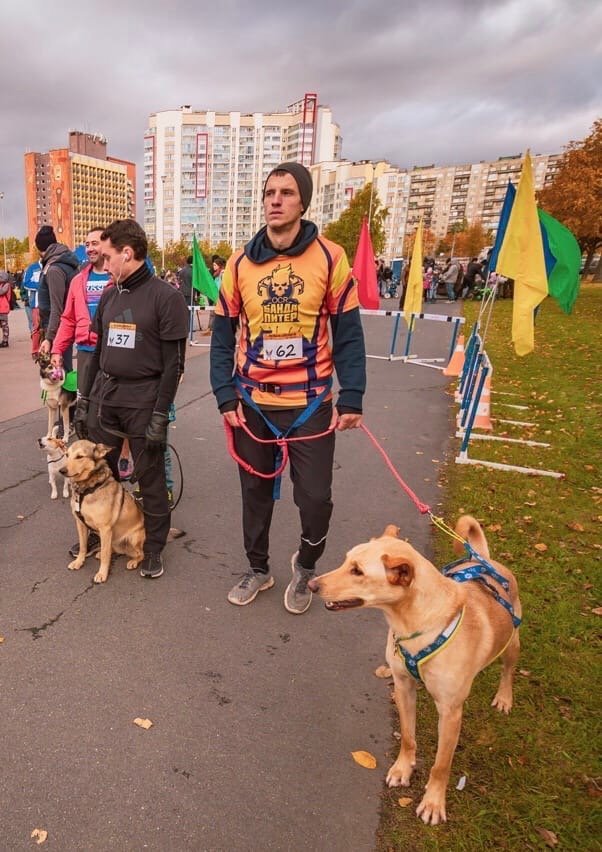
[0,192,7,271]
[367,163,375,228]
[160,175,166,273]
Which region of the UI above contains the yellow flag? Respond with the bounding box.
[496,151,548,356]
[403,220,423,326]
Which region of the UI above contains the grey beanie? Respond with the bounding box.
[263,161,313,213]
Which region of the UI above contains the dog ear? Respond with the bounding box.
[93,443,113,459]
[382,524,400,539]
[382,554,414,586]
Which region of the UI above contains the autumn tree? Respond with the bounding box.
[323,183,388,261]
[453,220,491,258]
[538,118,602,276]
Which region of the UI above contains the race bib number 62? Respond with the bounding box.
[261,336,303,361]
[107,322,136,349]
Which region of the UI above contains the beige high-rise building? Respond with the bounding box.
[308,152,562,261]
[24,131,136,250]
[144,94,342,251]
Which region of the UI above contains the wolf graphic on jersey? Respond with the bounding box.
[258,263,304,325]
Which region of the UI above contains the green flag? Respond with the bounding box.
[192,233,219,304]
[537,209,582,314]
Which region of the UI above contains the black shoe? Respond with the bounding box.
[140,552,164,579]
[68,531,101,559]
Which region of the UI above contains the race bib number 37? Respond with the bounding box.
[261,336,303,361]
[108,322,136,349]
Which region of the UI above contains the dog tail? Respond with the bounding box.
[453,515,490,560]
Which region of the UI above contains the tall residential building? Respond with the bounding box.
[143,94,342,250]
[24,131,136,249]
[308,152,562,260]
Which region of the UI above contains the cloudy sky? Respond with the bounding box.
[0,0,600,235]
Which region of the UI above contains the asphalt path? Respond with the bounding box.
[0,301,460,851]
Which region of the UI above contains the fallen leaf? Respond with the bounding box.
[534,543,548,552]
[456,775,467,790]
[519,669,532,677]
[398,797,413,807]
[17,514,25,520]
[393,731,401,740]
[517,755,527,765]
[567,522,585,532]
[583,583,593,590]
[374,665,392,679]
[524,501,537,507]
[487,524,502,532]
[592,607,602,617]
[351,750,377,769]
[415,451,423,455]
[0,636,4,644]
[535,827,558,847]
[133,717,153,730]
[30,829,48,845]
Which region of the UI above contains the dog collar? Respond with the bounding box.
[47,454,66,465]
[394,607,465,682]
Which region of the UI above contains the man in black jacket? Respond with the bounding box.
[73,219,189,579]
[35,225,80,371]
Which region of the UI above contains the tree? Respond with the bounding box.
[453,220,491,258]
[323,183,388,260]
[538,119,602,276]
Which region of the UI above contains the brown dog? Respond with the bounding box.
[60,439,145,584]
[37,351,76,438]
[308,516,521,825]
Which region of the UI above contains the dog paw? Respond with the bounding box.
[126,559,140,571]
[386,760,414,788]
[491,692,513,714]
[68,559,85,571]
[416,794,447,825]
[51,493,58,500]
[93,571,108,584]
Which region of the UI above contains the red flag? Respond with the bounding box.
[352,217,379,309]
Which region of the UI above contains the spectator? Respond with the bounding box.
[0,271,12,347]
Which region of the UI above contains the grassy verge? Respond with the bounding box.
[377,285,601,851]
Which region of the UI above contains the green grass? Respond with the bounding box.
[377,285,602,851]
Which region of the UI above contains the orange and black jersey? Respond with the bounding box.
[210,222,366,412]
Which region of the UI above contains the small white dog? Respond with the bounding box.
[38,428,70,499]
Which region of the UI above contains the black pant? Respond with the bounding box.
[234,402,335,573]
[88,402,170,554]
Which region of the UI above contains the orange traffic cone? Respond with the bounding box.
[444,335,465,377]
[474,374,493,430]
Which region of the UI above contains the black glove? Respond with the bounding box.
[145,411,169,453]
[73,398,90,440]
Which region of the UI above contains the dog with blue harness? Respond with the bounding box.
[308,514,522,826]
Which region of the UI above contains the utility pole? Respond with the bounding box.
[0,192,7,270]
[161,175,167,273]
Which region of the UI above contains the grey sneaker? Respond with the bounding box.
[68,531,101,559]
[228,570,274,606]
[140,553,164,579]
[284,552,314,614]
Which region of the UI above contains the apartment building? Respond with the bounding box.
[24,131,136,249]
[308,152,561,260]
[143,94,342,250]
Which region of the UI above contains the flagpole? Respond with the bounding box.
[189,228,196,343]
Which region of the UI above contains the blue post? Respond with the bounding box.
[460,351,483,429]
[403,314,415,358]
[448,317,461,363]
[461,364,488,452]
[459,332,481,402]
[389,313,401,358]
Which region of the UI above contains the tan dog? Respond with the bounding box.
[37,351,76,438]
[308,516,521,825]
[38,427,69,499]
[60,439,145,584]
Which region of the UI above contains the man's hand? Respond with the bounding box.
[145,411,169,452]
[222,403,246,429]
[39,340,51,356]
[330,410,362,431]
[50,354,63,369]
[73,398,90,440]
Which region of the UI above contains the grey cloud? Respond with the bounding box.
[0,0,600,235]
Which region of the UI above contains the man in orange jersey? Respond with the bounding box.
[210,162,366,612]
